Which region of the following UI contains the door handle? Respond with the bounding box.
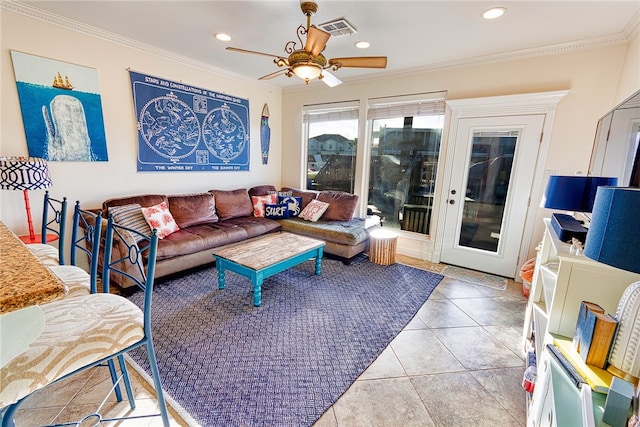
[449,199,455,205]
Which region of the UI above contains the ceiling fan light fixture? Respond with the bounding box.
[300,0,318,16]
[292,64,322,83]
[355,41,370,49]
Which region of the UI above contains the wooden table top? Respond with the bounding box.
[211,232,324,271]
[0,221,67,314]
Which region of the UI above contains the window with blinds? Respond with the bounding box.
[303,101,359,193]
[367,92,446,235]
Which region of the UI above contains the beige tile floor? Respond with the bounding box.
[14,254,528,427]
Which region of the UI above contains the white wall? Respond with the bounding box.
[2,6,637,270]
[281,41,638,265]
[615,30,640,104]
[0,8,283,236]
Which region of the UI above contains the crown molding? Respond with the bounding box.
[623,9,640,39]
[285,30,630,94]
[4,1,634,94]
[2,1,279,91]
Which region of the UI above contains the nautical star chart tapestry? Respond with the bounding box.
[129,71,250,172]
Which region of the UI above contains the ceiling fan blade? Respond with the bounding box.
[226,47,287,61]
[305,26,331,56]
[320,70,342,87]
[259,69,288,80]
[328,56,388,69]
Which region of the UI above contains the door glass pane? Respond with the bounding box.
[306,119,358,192]
[368,115,443,234]
[461,130,518,252]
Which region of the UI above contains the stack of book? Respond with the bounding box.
[551,336,614,393]
[572,301,618,369]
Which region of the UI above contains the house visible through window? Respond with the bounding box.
[303,102,359,193]
[302,93,446,236]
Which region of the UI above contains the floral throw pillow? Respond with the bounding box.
[264,203,290,219]
[141,201,180,239]
[299,199,329,222]
[251,194,278,217]
[278,196,302,217]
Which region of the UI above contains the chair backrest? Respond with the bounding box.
[102,215,159,331]
[70,201,103,293]
[41,191,68,264]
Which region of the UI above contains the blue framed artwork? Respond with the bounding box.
[129,71,250,172]
[10,50,109,161]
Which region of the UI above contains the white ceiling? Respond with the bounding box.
[18,1,640,88]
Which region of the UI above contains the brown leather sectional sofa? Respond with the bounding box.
[100,185,379,288]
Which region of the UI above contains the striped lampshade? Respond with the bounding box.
[0,157,52,190]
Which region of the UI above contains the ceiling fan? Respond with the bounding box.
[226,0,387,87]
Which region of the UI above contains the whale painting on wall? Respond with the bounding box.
[10,51,108,162]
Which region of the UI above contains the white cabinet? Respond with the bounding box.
[523,219,640,425]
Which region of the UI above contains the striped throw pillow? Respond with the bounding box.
[108,204,151,242]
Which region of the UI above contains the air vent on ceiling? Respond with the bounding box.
[318,18,357,37]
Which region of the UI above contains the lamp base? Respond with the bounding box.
[550,213,587,243]
[19,234,59,244]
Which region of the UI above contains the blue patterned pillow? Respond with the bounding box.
[278,196,302,217]
[264,203,290,219]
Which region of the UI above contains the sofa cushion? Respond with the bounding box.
[141,202,180,239]
[248,185,277,197]
[264,203,290,219]
[299,199,330,222]
[211,188,253,220]
[281,187,318,209]
[317,191,359,221]
[278,217,371,246]
[102,194,167,215]
[222,217,282,238]
[168,193,218,228]
[278,196,303,217]
[155,224,247,260]
[251,194,278,217]
[107,203,151,242]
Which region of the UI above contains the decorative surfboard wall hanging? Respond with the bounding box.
[261,103,270,164]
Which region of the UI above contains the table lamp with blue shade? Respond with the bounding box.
[584,187,640,385]
[540,175,618,242]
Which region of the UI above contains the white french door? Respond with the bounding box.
[439,115,545,277]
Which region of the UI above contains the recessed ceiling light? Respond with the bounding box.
[355,41,370,49]
[215,33,231,42]
[482,7,506,20]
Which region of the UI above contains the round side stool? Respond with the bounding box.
[368,228,398,265]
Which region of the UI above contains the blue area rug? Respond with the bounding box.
[127,254,443,426]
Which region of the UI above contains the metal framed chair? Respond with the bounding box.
[26,191,67,266]
[49,203,131,404]
[0,216,170,427]
[48,201,103,297]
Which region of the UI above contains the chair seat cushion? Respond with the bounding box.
[48,265,91,297]
[26,244,59,267]
[0,293,144,407]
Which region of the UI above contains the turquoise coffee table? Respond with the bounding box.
[211,232,325,307]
